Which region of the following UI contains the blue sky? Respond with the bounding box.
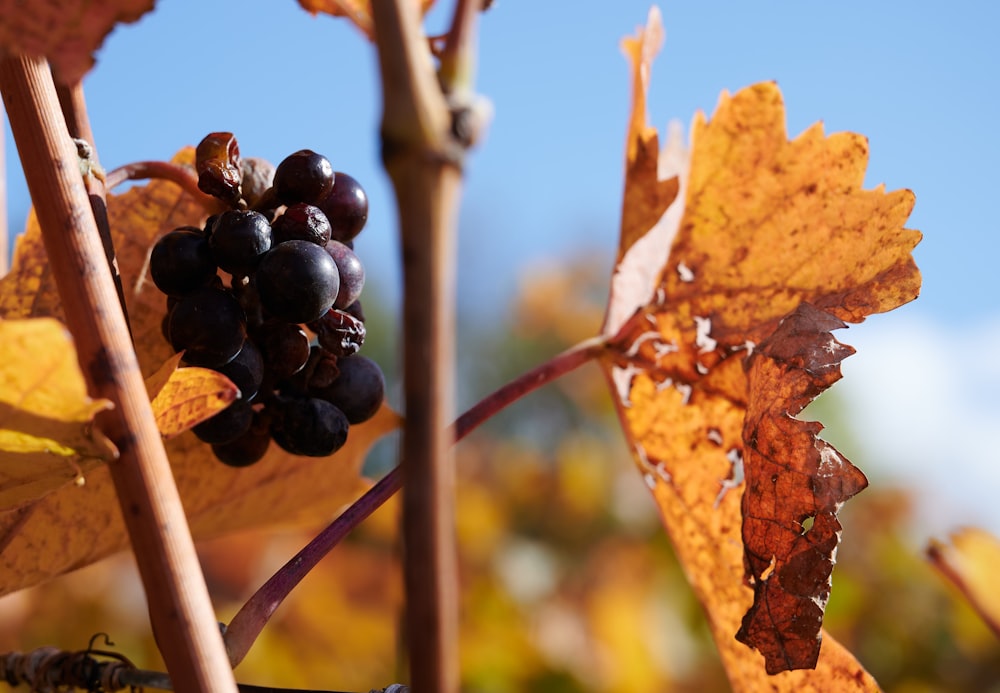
[4,2,1000,535]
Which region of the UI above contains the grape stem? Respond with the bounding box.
[105,160,220,211]
[222,335,607,668]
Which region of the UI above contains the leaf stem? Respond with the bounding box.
[223,337,604,668]
[105,160,219,211]
[0,54,237,692]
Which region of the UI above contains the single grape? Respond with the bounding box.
[195,132,242,204]
[211,411,271,467]
[273,150,334,205]
[324,240,365,309]
[193,399,254,445]
[208,210,272,275]
[271,203,332,246]
[213,339,264,402]
[254,240,340,324]
[308,308,365,357]
[252,319,311,379]
[269,396,349,457]
[149,227,217,296]
[277,345,334,398]
[241,156,275,209]
[168,286,246,367]
[310,354,384,424]
[316,171,368,242]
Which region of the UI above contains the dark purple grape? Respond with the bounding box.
[310,354,384,424]
[211,411,271,467]
[208,210,272,275]
[150,227,217,296]
[193,399,254,445]
[271,203,332,246]
[308,308,365,357]
[277,345,335,398]
[254,240,340,324]
[213,340,264,402]
[316,172,368,242]
[269,396,349,457]
[324,240,364,309]
[273,150,334,205]
[252,320,311,379]
[168,287,246,367]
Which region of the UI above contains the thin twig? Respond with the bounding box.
[0,53,238,693]
[55,79,131,334]
[223,337,604,667]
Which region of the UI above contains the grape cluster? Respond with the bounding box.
[150,134,385,467]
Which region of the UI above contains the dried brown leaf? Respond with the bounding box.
[599,8,919,685]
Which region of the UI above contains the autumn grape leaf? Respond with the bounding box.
[0,0,154,83]
[927,528,1000,639]
[146,353,240,439]
[0,149,398,595]
[298,0,436,40]
[0,317,116,510]
[597,7,919,686]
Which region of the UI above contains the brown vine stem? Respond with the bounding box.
[0,54,238,692]
[369,0,478,689]
[223,336,605,668]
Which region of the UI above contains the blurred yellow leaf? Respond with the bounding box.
[928,528,1000,639]
[598,6,920,687]
[0,148,398,596]
[147,353,240,439]
[0,318,116,509]
[0,0,154,83]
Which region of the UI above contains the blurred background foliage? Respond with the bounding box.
[0,252,998,692]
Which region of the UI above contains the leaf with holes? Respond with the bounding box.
[0,149,398,596]
[597,8,920,685]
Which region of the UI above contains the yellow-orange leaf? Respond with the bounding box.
[599,7,919,687]
[147,353,240,438]
[298,0,436,40]
[0,0,154,83]
[0,318,116,510]
[928,528,1000,639]
[0,149,398,595]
